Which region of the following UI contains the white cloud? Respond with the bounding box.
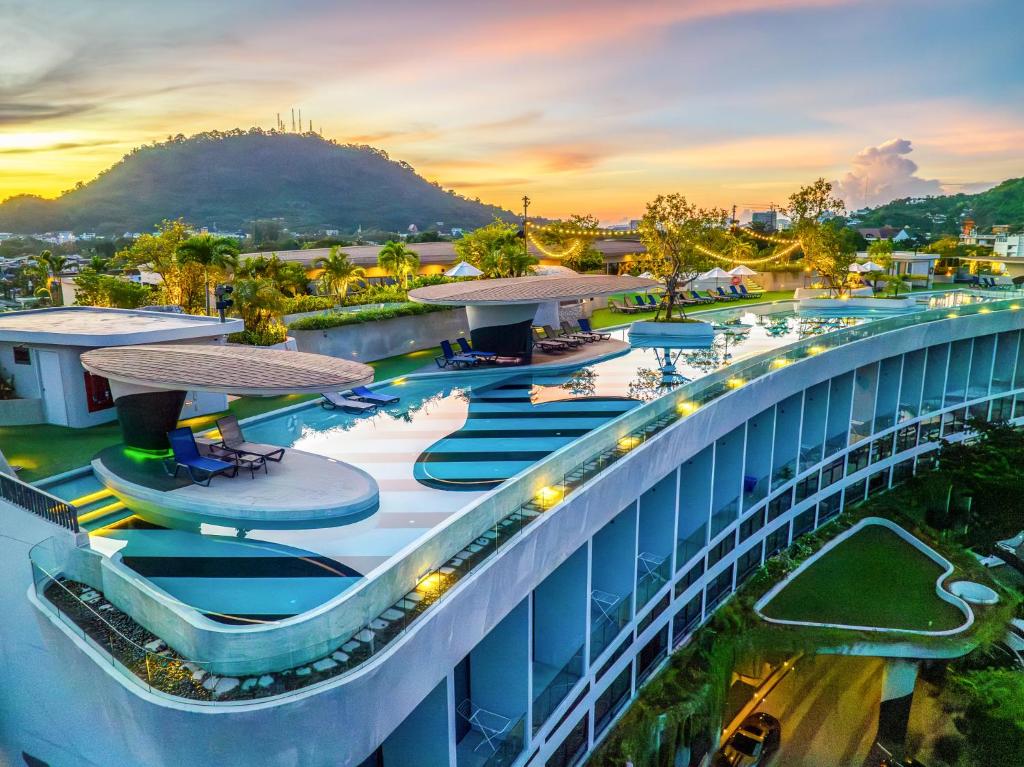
[833,138,942,209]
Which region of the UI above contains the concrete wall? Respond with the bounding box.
[0,397,43,425]
[290,308,469,362]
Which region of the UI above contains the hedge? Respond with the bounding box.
[287,302,447,330]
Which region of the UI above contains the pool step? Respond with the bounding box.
[72,489,135,533]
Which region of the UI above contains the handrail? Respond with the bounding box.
[1,471,79,532]
[30,293,1022,702]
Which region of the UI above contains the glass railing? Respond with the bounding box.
[590,591,632,662]
[675,524,707,570]
[532,646,584,734]
[636,555,672,608]
[31,295,1024,702]
[480,716,525,767]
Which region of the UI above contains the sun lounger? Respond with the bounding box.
[216,414,285,462]
[165,427,237,486]
[645,294,660,307]
[543,324,583,347]
[578,318,611,340]
[715,287,740,301]
[456,337,498,360]
[561,321,596,343]
[532,327,569,352]
[632,295,649,309]
[347,385,400,405]
[611,299,641,314]
[321,391,379,412]
[738,284,763,298]
[435,339,480,369]
[688,291,714,304]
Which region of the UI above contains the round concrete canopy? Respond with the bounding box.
[80,344,374,395]
[408,274,661,306]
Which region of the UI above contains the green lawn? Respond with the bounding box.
[760,524,966,631]
[2,348,439,482]
[589,290,795,329]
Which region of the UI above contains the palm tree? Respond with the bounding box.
[231,277,286,332]
[276,262,313,297]
[34,251,68,305]
[87,255,110,273]
[176,234,240,314]
[377,241,419,288]
[314,247,366,299]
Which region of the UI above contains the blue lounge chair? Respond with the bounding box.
[578,317,611,340]
[166,427,237,486]
[350,385,400,405]
[715,287,740,301]
[688,291,714,304]
[729,285,743,298]
[456,337,498,360]
[645,294,660,307]
[436,339,480,369]
[738,284,763,298]
[633,295,648,309]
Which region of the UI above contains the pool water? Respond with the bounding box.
[39,296,973,622]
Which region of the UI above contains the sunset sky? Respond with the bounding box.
[2,0,1023,222]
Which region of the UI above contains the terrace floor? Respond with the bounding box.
[759,524,967,632]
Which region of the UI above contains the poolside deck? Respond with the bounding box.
[420,338,631,375]
[92,444,379,530]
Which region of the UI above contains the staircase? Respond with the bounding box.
[71,488,134,533]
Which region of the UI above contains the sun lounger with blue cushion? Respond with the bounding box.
[645,294,660,307]
[715,287,740,301]
[456,338,497,360]
[435,339,480,369]
[349,385,400,405]
[577,317,611,340]
[688,290,714,304]
[632,295,649,309]
[738,284,763,298]
[166,427,237,486]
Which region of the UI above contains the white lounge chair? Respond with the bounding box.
[321,391,378,413]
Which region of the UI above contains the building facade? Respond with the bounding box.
[2,300,1022,767]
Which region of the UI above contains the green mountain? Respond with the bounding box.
[854,177,1024,235]
[0,130,515,234]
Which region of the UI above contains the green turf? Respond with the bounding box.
[2,347,440,482]
[761,524,965,631]
[589,290,795,329]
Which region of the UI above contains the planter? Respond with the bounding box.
[628,319,715,341]
[794,286,874,299]
[797,296,917,311]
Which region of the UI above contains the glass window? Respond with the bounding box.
[817,491,842,524]
[771,394,802,489]
[767,489,792,522]
[919,415,942,443]
[850,363,879,443]
[967,335,995,400]
[636,626,669,685]
[991,331,1018,393]
[705,567,734,611]
[794,473,819,504]
[942,409,967,437]
[990,396,1013,423]
[793,508,816,538]
[870,434,894,464]
[1015,396,1024,420]
[739,507,765,542]
[874,356,901,432]
[546,713,589,767]
[868,469,890,496]
[896,423,918,453]
[846,479,867,505]
[820,457,845,488]
[735,544,762,586]
[892,458,915,484]
[675,560,705,598]
[594,665,632,736]
[707,532,736,568]
[847,443,870,475]
[898,350,925,421]
[672,593,702,647]
[921,344,949,413]
[944,339,971,406]
[764,526,789,558]
[824,373,854,456]
[13,345,30,365]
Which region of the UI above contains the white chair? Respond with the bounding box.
[637,551,667,580]
[590,589,622,624]
[456,699,511,753]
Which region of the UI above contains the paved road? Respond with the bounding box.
[753,654,884,767]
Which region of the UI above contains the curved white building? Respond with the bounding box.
[1,294,1021,767]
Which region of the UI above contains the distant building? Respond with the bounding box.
[407,224,419,234]
[751,210,778,231]
[994,233,1023,260]
[960,219,1001,247]
[857,226,902,241]
[324,229,340,237]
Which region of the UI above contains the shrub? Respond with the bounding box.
[281,295,336,314]
[228,322,288,346]
[287,302,446,330]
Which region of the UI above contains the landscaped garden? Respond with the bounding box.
[759,523,966,632]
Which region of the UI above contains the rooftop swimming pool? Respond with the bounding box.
[41,293,982,623]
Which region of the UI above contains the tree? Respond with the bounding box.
[785,181,853,296]
[637,194,728,321]
[314,247,366,298]
[455,218,536,278]
[230,277,286,335]
[87,255,110,273]
[867,239,895,272]
[276,261,313,297]
[176,234,240,314]
[74,273,153,308]
[377,241,420,287]
[541,214,605,273]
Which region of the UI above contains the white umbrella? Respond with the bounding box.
[728,265,757,277]
[861,261,885,272]
[637,271,655,280]
[444,261,483,278]
[848,263,865,273]
[699,266,731,288]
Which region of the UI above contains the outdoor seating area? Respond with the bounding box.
[320,386,401,412]
[167,417,291,486]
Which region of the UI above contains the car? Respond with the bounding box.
[712,712,782,766]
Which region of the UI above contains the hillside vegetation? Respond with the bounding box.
[0,129,514,234]
[855,177,1024,234]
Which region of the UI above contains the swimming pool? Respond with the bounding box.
[40,294,978,622]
